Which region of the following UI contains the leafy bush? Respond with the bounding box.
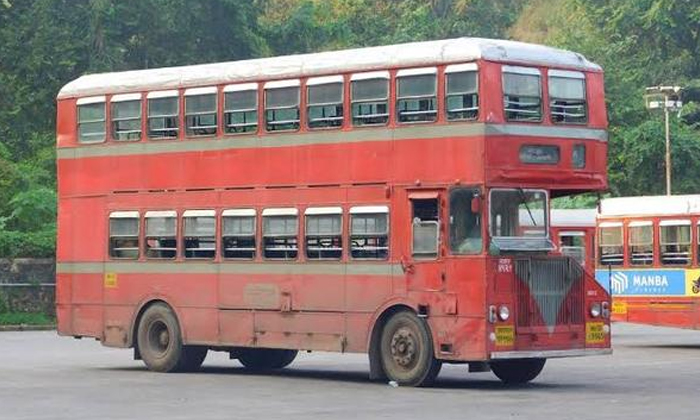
[0,228,55,258]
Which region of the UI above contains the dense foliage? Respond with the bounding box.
[0,0,698,256]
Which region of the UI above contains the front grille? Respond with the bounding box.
[514,257,584,331]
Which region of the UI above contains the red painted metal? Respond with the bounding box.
[56,54,611,364]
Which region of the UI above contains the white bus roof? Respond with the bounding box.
[550,209,597,227]
[599,195,700,218]
[58,37,601,100]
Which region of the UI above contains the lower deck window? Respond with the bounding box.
[305,209,342,260]
[222,210,256,259]
[412,199,439,258]
[263,210,298,259]
[350,207,389,260]
[109,212,139,259]
[559,232,585,266]
[599,225,623,265]
[660,222,690,265]
[183,211,216,259]
[449,188,481,254]
[145,212,177,259]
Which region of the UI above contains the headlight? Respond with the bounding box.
[590,302,602,318]
[498,305,510,321]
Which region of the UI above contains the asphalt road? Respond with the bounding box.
[1,323,699,420]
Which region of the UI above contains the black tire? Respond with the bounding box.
[490,358,546,385]
[379,311,442,387]
[136,303,207,373]
[237,348,298,370]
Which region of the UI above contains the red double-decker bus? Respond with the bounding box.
[56,37,611,386]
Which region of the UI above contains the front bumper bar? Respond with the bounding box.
[490,348,612,360]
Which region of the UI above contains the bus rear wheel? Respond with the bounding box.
[490,358,546,385]
[237,348,298,370]
[137,303,208,373]
[379,311,441,387]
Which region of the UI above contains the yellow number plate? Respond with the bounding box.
[612,301,627,315]
[585,322,605,344]
[104,272,118,288]
[495,326,515,347]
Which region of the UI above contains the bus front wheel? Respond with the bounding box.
[379,311,442,387]
[136,303,208,373]
[237,348,298,370]
[490,358,546,385]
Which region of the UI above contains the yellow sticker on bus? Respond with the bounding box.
[585,322,605,344]
[104,272,118,288]
[495,326,514,347]
[612,301,627,315]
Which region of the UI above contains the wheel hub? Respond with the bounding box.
[148,321,170,354]
[390,327,417,368]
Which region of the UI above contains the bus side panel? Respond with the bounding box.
[253,312,345,352]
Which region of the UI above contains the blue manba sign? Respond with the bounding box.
[595,269,687,296]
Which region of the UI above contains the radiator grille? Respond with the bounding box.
[514,257,584,332]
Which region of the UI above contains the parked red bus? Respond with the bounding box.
[551,209,596,273]
[596,195,700,330]
[56,37,611,386]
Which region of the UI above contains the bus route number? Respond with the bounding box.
[497,259,512,274]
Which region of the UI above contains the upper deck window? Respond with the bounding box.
[145,211,177,259]
[349,206,389,260]
[351,71,389,126]
[222,209,256,260]
[598,222,623,266]
[503,66,542,122]
[307,76,343,130]
[111,94,142,141]
[397,68,437,124]
[628,221,653,266]
[77,96,106,143]
[660,220,691,266]
[224,83,258,135]
[262,208,299,260]
[549,70,587,124]
[185,87,217,137]
[265,80,300,132]
[147,90,179,139]
[305,207,342,260]
[109,211,139,259]
[183,210,216,259]
[445,64,478,121]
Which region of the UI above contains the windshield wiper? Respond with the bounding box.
[517,188,537,227]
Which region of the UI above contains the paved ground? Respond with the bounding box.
[1,323,699,420]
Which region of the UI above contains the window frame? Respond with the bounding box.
[659,220,691,266]
[182,209,217,260]
[223,83,258,135]
[396,67,438,124]
[558,231,586,266]
[349,206,390,260]
[444,63,479,122]
[350,71,390,127]
[77,96,107,144]
[184,87,218,137]
[305,207,343,260]
[262,208,299,260]
[110,93,142,142]
[264,79,301,133]
[628,221,653,266]
[448,187,482,255]
[502,66,543,123]
[109,211,140,260]
[144,210,178,260]
[598,222,624,266]
[548,69,588,125]
[306,76,344,130]
[222,208,257,260]
[147,90,180,140]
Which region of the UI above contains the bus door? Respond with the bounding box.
[405,191,445,293]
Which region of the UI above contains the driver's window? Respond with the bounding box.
[449,188,482,254]
[411,198,439,259]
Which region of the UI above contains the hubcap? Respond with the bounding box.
[390,327,418,369]
[148,320,170,354]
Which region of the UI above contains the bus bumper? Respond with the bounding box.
[490,348,612,359]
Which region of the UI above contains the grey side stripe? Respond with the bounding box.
[57,261,404,277]
[56,123,607,160]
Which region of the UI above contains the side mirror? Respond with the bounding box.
[471,196,481,214]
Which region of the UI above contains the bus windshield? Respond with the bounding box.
[489,188,554,251]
